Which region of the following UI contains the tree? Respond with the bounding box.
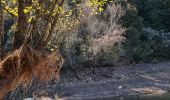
[134,0,170,32]
[0,0,4,59]
[0,0,110,99]
[12,0,31,49]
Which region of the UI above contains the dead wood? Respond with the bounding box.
[0,43,64,99]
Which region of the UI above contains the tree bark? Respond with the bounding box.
[37,0,65,48]
[12,0,31,49]
[0,0,4,59]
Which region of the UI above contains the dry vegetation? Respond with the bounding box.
[55,3,126,70]
[0,43,64,99]
[1,0,170,99]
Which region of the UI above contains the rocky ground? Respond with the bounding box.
[7,62,170,100]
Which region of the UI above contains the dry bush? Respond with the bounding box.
[87,3,125,51]
[85,3,126,66]
[51,2,126,70]
[0,44,64,99]
[47,0,99,71]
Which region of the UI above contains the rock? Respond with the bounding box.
[35,97,53,100]
[118,86,123,89]
[24,98,34,100]
[24,97,54,100]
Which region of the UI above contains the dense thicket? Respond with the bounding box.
[124,0,170,62]
[134,0,170,32]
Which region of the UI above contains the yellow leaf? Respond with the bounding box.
[23,9,29,14]
[27,17,32,23]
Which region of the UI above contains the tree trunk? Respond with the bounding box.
[12,0,31,49]
[35,0,65,49]
[0,0,4,59]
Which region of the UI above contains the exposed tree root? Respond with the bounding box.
[0,44,64,99]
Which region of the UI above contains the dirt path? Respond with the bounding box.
[24,62,170,100]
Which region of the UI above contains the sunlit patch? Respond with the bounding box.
[132,87,167,96]
[140,75,161,82]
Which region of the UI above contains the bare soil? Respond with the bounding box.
[6,62,170,100]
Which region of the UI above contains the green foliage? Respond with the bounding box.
[134,0,170,32]
[121,0,170,63]
[117,0,170,63]
[144,28,170,60]
[120,4,147,63]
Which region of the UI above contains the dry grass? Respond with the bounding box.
[0,44,64,99]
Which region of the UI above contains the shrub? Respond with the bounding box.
[50,2,126,69]
[121,5,148,63]
[144,28,170,60]
[134,0,170,32]
[122,1,170,63]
